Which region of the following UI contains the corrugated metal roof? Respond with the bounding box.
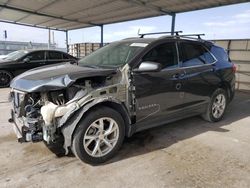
[0,0,248,31]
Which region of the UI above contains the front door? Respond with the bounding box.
[17,51,46,74]
[133,42,185,129]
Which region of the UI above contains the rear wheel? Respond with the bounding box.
[0,70,13,87]
[72,106,125,164]
[202,88,227,122]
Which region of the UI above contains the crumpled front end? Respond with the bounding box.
[9,84,88,143]
[9,65,133,154]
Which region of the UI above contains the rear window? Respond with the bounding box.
[210,46,229,62]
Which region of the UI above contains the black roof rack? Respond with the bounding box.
[176,34,205,39]
[138,31,183,38]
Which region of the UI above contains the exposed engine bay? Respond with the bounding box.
[11,85,87,143]
[9,64,134,153]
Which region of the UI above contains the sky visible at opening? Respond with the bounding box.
[0,2,249,48]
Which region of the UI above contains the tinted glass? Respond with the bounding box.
[79,41,147,68]
[210,46,229,62]
[27,51,45,61]
[180,42,215,67]
[48,51,62,60]
[142,42,178,69]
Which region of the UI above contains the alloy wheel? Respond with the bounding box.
[212,94,226,119]
[83,117,119,157]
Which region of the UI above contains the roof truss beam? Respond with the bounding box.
[121,0,175,16]
[0,19,66,31]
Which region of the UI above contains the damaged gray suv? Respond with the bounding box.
[9,34,235,164]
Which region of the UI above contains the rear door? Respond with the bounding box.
[178,41,221,113]
[133,41,186,129]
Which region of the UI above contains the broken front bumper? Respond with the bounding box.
[9,109,43,143]
[9,109,27,142]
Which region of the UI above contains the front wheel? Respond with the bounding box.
[202,88,227,122]
[72,106,125,164]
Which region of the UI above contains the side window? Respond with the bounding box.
[48,51,63,60]
[26,51,45,61]
[142,42,178,69]
[210,46,229,62]
[180,42,216,67]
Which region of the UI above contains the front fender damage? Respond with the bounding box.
[60,97,124,154]
[39,64,135,154]
[9,64,135,155]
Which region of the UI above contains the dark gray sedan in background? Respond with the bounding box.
[0,49,77,87]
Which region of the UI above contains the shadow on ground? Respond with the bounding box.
[106,91,250,164]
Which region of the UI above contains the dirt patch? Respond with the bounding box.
[0,133,16,143]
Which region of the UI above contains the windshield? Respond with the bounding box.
[5,50,29,61]
[78,41,148,68]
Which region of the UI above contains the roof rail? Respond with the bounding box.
[177,34,205,39]
[122,37,140,40]
[138,31,183,38]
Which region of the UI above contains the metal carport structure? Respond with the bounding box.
[0,0,249,49]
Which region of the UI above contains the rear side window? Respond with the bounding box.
[48,51,63,60]
[180,42,216,67]
[210,46,229,62]
[142,42,178,69]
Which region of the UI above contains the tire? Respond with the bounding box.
[0,70,13,87]
[72,106,125,164]
[43,136,66,157]
[202,88,228,122]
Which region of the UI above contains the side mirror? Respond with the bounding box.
[134,61,162,73]
[23,57,30,63]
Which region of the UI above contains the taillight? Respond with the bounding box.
[232,63,237,73]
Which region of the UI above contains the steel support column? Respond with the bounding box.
[100,25,104,47]
[48,28,51,49]
[171,13,176,35]
[66,30,69,53]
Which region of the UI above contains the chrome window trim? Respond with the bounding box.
[160,60,217,72]
[133,40,218,72]
[160,43,217,72]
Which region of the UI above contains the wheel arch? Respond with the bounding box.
[60,98,132,154]
[219,81,233,102]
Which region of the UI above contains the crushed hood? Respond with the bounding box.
[10,63,116,92]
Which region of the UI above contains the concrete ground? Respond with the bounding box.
[0,88,250,188]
